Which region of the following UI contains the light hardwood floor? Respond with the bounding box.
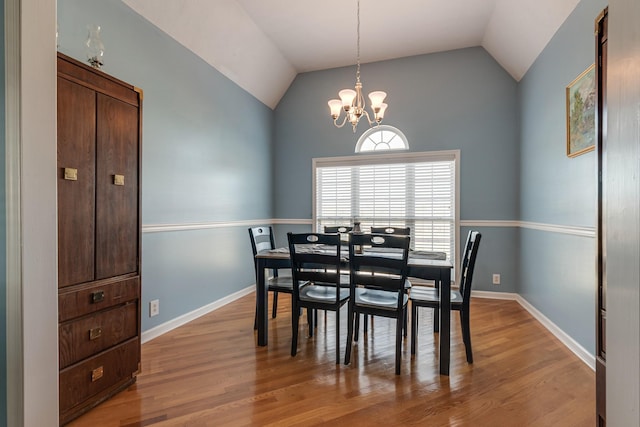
[68,294,594,426]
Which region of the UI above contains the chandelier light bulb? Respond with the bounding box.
[368,91,387,109]
[339,89,357,109]
[328,99,343,118]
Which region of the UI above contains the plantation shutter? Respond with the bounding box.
[314,152,456,261]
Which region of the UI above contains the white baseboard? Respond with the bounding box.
[141,285,255,344]
[141,286,595,371]
[472,290,595,370]
[471,290,519,300]
[514,295,595,370]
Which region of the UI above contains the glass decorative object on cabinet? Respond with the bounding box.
[85,24,104,69]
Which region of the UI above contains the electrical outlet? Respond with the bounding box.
[492,274,501,285]
[149,299,160,317]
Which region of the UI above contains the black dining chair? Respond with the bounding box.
[323,225,354,234]
[410,230,481,363]
[249,226,292,327]
[365,226,411,336]
[288,232,350,364]
[370,226,411,236]
[344,233,411,375]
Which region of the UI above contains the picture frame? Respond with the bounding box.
[566,64,596,157]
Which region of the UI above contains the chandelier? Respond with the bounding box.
[328,0,387,132]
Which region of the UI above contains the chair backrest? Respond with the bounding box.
[248,226,276,256]
[287,232,343,301]
[324,225,353,234]
[349,233,410,295]
[370,226,410,236]
[458,230,482,306]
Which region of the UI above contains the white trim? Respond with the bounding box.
[355,125,409,153]
[471,290,519,300]
[141,285,255,343]
[5,0,24,423]
[471,291,595,369]
[313,149,460,168]
[142,219,594,237]
[142,218,313,233]
[519,221,595,237]
[270,218,313,225]
[141,287,596,372]
[461,220,595,237]
[515,295,595,370]
[461,220,521,228]
[142,220,273,233]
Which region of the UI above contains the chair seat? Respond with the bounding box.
[409,286,463,305]
[299,284,349,303]
[266,275,294,292]
[355,288,408,310]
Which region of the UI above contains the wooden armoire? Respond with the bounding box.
[57,52,142,425]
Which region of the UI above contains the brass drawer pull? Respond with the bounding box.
[91,366,104,382]
[64,168,78,181]
[90,291,105,304]
[89,327,102,341]
[113,174,125,186]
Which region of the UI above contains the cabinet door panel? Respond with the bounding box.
[96,94,140,279]
[58,78,96,287]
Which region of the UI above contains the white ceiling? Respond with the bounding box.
[122,0,580,109]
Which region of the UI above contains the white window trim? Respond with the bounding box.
[355,125,409,153]
[312,149,461,268]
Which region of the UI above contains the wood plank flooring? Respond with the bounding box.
[67,293,594,426]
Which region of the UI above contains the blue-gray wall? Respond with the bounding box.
[58,0,274,330]
[518,0,606,353]
[0,0,6,422]
[273,47,521,293]
[54,0,602,357]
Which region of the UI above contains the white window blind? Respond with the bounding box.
[314,151,457,262]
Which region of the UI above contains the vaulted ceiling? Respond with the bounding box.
[122,0,580,109]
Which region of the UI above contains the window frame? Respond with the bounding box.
[312,150,460,267]
[355,125,410,153]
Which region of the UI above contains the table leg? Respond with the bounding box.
[439,268,451,375]
[256,258,268,346]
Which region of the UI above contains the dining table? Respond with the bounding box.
[254,247,454,375]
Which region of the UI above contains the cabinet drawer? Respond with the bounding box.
[59,338,139,415]
[59,302,138,369]
[59,277,139,322]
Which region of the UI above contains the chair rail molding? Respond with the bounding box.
[142,219,594,238]
[142,219,313,233]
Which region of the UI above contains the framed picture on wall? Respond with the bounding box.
[566,64,596,157]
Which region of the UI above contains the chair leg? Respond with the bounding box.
[254,306,258,330]
[364,314,368,334]
[403,309,408,337]
[434,280,440,333]
[335,308,340,364]
[433,307,440,333]
[395,313,403,375]
[411,303,418,355]
[344,306,355,365]
[291,303,299,357]
[272,291,278,318]
[354,312,360,342]
[307,308,314,338]
[461,309,473,363]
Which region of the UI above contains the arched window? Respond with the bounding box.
[355,125,409,153]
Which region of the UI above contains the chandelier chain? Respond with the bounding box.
[356,0,361,83]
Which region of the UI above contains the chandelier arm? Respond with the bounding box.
[333,115,349,129]
[361,110,377,126]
